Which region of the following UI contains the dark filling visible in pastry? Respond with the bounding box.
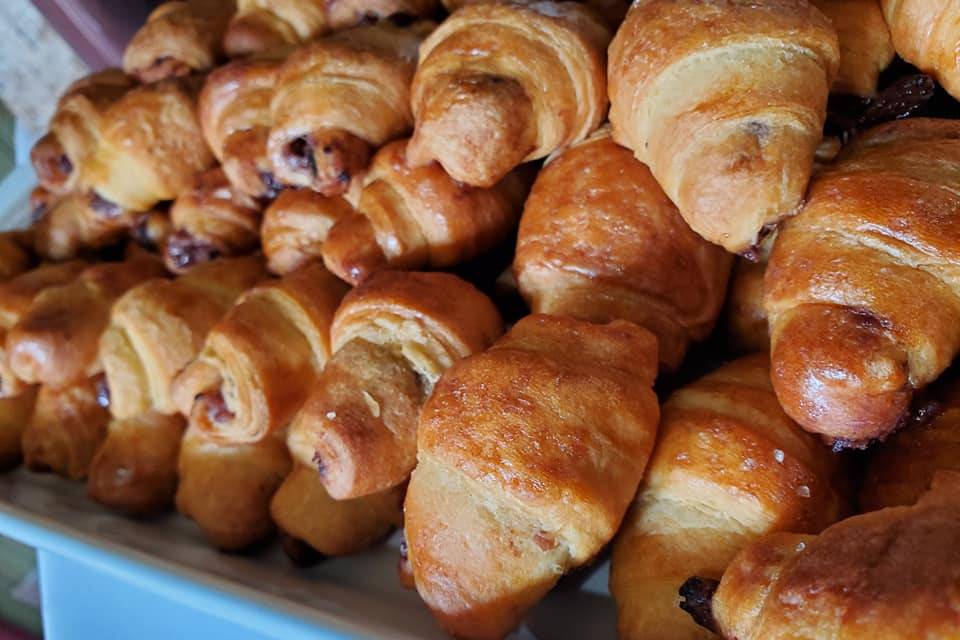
[259,171,283,200]
[89,193,124,219]
[286,137,318,177]
[678,576,719,633]
[94,374,111,409]
[58,154,74,177]
[30,203,49,223]
[312,451,327,478]
[165,231,221,270]
[200,390,235,424]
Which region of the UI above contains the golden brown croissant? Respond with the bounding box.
[176,425,292,550]
[32,192,138,261]
[608,0,839,253]
[123,0,235,83]
[725,258,770,354]
[287,270,502,499]
[514,127,731,370]
[224,0,439,57]
[87,412,187,515]
[172,263,348,444]
[682,472,960,639]
[610,354,845,640]
[406,314,660,639]
[810,0,894,96]
[30,69,135,195]
[163,168,264,274]
[0,232,34,283]
[268,21,432,196]
[269,463,403,557]
[441,0,627,26]
[7,256,166,391]
[198,55,286,199]
[0,388,39,471]
[81,78,215,212]
[322,139,529,286]
[130,210,174,252]
[882,0,960,101]
[21,376,111,480]
[407,1,610,188]
[260,189,352,275]
[764,118,960,446]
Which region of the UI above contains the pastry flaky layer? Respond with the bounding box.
[882,0,960,101]
[405,314,660,640]
[610,354,845,640]
[288,270,503,500]
[514,127,732,371]
[764,118,960,446]
[609,0,839,254]
[261,189,353,276]
[408,0,611,187]
[690,472,960,639]
[810,0,894,97]
[172,263,349,444]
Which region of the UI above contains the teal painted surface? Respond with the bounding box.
[0,536,40,636]
[0,101,13,181]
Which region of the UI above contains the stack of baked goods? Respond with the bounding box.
[4,0,960,637]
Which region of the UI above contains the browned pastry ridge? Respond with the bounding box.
[610,354,845,640]
[287,270,503,500]
[810,0,894,97]
[261,189,353,275]
[882,0,960,101]
[608,0,839,253]
[163,168,264,274]
[764,118,960,446]
[322,139,530,286]
[440,0,629,28]
[407,1,611,188]
[32,192,138,262]
[406,314,660,640]
[123,0,236,83]
[30,69,135,195]
[224,0,440,57]
[724,258,769,354]
[268,21,432,196]
[514,127,731,370]
[0,388,39,471]
[682,472,960,639]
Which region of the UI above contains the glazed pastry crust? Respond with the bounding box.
[261,189,353,276]
[33,192,138,261]
[811,0,894,96]
[882,0,960,101]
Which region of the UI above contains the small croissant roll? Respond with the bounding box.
[811,0,894,97]
[261,189,352,275]
[269,464,403,557]
[725,258,770,354]
[21,376,111,480]
[173,263,349,444]
[198,55,286,200]
[7,256,167,391]
[163,168,264,274]
[882,1,960,101]
[514,127,731,370]
[683,472,960,639]
[288,270,503,499]
[764,118,960,446]
[81,79,216,213]
[87,412,187,515]
[268,21,433,196]
[610,354,844,640]
[100,256,266,420]
[32,192,138,261]
[408,1,610,187]
[322,140,529,286]
[406,314,660,639]
[176,425,292,550]
[609,0,839,253]
[0,388,39,471]
[123,0,235,83]
[31,69,135,195]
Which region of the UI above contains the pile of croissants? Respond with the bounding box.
[4,0,960,637]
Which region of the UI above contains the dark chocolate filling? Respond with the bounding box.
[678,577,720,633]
[94,374,111,409]
[286,137,317,177]
[199,390,234,424]
[165,230,221,270]
[58,154,74,176]
[89,192,124,219]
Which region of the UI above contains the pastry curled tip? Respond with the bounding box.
[275,130,369,197]
[30,133,72,190]
[134,56,192,84]
[322,212,388,285]
[678,576,720,633]
[164,230,222,274]
[223,12,292,59]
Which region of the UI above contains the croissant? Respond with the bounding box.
[0,388,39,471]
[764,118,960,446]
[269,464,403,558]
[176,425,291,550]
[30,69,135,195]
[514,127,731,370]
[287,270,502,499]
[322,140,529,285]
[130,210,174,252]
[163,169,264,274]
[407,1,610,187]
[32,192,138,261]
[123,0,235,83]
[610,354,844,640]
[405,314,660,639]
[7,256,166,391]
[810,0,894,97]
[268,21,432,196]
[882,0,960,101]
[608,0,839,253]
[224,0,439,57]
[725,258,769,354]
[87,412,187,515]
[172,263,348,444]
[81,78,215,213]
[198,55,286,200]
[681,472,960,639]
[21,376,111,480]
[0,232,34,283]
[261,189,352,275]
